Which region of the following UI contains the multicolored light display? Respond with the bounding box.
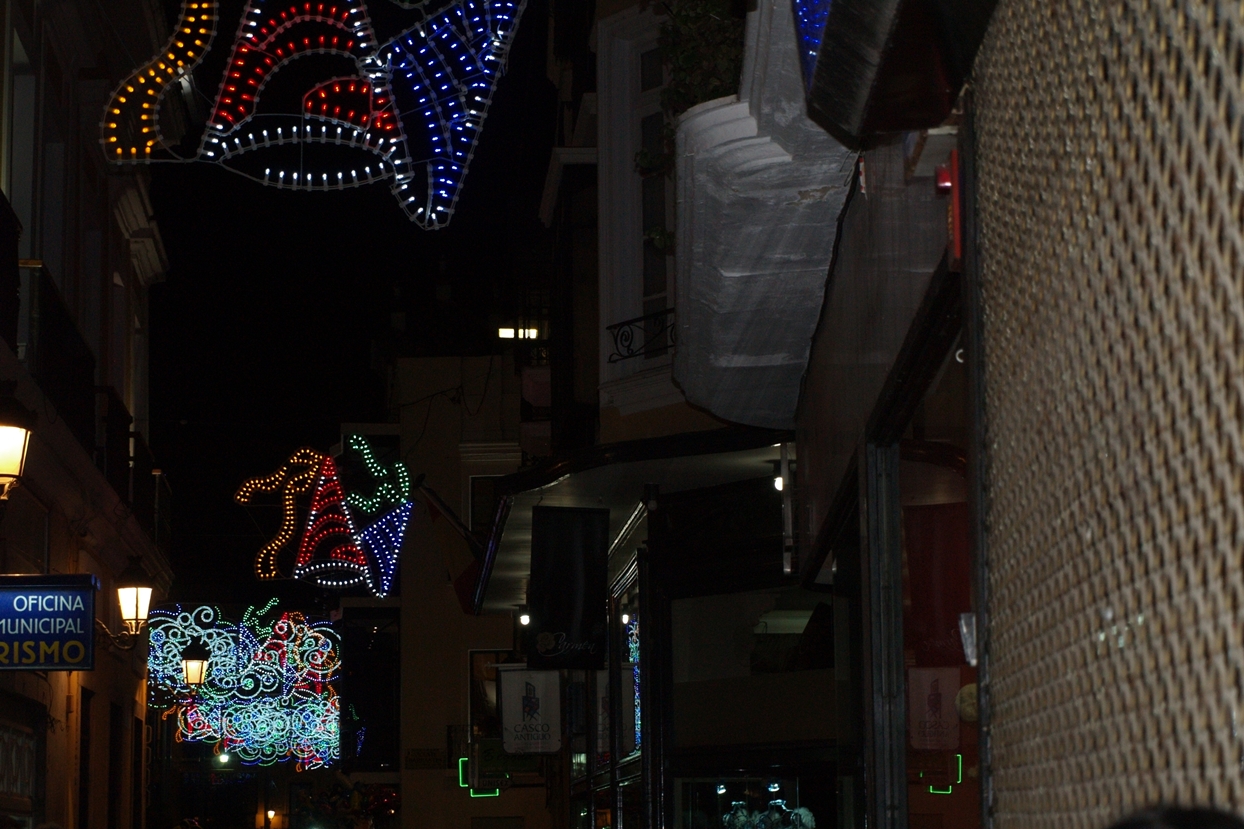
[100,0,526,228]
[147,602,341,769]
[236,435,413,597]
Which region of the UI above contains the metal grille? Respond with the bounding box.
[974,0,1244,823]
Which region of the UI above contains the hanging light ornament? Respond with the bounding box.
[99,0,527,229]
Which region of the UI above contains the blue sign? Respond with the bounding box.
[0,574,97,670]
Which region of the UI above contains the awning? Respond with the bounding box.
[471,427,790,614]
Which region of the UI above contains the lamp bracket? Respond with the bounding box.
[94,619,145,651]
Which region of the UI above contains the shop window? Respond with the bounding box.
[669,586,833,749]
[338,608,400,772]
[897,339,977,828]
[675,778,812,829]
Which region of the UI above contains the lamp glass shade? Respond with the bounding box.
[183,656,209,687]
[117,586,153,634]
[181,640,212,687]
[0,424,31,497]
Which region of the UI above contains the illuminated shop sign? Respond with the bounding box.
[0,574,97,670]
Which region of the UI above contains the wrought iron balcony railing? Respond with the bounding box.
[606,308,675,363]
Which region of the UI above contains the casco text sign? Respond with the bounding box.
[0,574,97,670]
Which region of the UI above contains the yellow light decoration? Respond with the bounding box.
[234,448,326,579]
[99,0,218,162]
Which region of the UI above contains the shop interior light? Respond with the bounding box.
[498,328,515,339]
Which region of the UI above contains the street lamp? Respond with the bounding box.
[181,640,211,687]
[96,557,155,650]
[0,382,35,500]
[115,557,154,635]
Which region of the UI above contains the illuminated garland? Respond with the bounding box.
[235,448,327,580]
[99,0,527,228]
[147,603,340,768]
[100,0,219,160]
[237,436,412,597]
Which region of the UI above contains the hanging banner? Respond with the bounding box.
[526,505,609,670]
[498,669,561,754]
[908,667,961,750]
[0,574,97,670]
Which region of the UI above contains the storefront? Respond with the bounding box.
[472,433,841,829]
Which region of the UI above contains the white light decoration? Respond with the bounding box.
[100,0,528,229]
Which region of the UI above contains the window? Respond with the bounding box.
[7,31,34,259]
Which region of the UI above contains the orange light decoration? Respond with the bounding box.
[234,448,326,580]
[99,0,218,161]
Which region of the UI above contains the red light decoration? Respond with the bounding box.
[294,456,370,588]
[206,2,371,130]
[302,77,398,133]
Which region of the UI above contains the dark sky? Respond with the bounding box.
[146,0,556,607]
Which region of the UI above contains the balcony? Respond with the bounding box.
[606,308,675,363]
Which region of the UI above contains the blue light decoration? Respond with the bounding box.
[792,0,832,88]
[100,0,526,228]
[236,435,413,598]
[627,617,641,754]
[147,602,341,768]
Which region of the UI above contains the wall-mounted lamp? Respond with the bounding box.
[621,612,630,625]
[517,606,530,626]
[96,557,155,650]
[0,382,35,500]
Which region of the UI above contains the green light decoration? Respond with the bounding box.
[458,756,500,798]
[345,434,411,514]
[929,753,963,795]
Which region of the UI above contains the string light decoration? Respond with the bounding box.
[147,602,341,768]
[791,0,832,87]
[293,456,371,588]
[100,0,527,228]
[235,448,327,580]
[100,0,219,160]
[237,436,413,597]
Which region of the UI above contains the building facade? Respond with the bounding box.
[0,0,175,827]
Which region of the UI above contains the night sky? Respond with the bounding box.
[145,0,556,606]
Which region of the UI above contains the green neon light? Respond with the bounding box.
[928,754,963,795]
[458,757,501,797]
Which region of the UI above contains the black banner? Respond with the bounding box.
[526,505,608,670]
